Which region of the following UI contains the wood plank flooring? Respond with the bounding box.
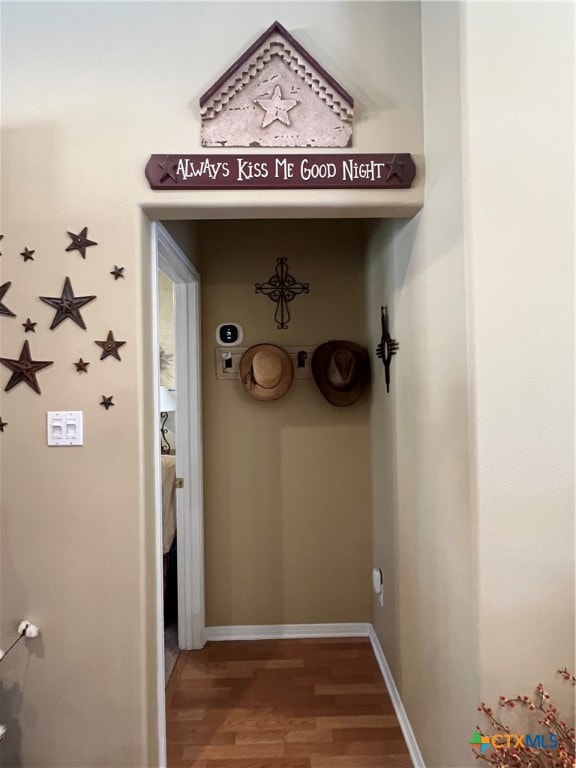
[166,637,413,768]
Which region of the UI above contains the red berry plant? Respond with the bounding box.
[474,668,575,768]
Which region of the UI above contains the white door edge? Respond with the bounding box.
[151,220,206,768]
[154,221,205,651]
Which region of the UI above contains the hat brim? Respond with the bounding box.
[312,340,371,407]
[239,344,294,401]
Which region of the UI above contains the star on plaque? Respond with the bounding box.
[0,282,16,318]
[100,395,114,410]
[385,155,405,183]
[111,265,125,280]
[66,227,97,259]
[0,417,7,432]
[40,276,96,330]
[255,85,298,128]
[0,340,53,394]
[23,318,37,333]
[95,330,126,361]
[159,157,178,184]
[74,358,90,373]
[20,247,35,262]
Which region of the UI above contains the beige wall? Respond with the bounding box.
[461,0,574,706]
[198,219,372,626]
[366,6,477,765]
[367,4,574,768]
[0,3,423,765]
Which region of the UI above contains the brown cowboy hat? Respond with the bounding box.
[239,344,294,401]
[312,340,370,407]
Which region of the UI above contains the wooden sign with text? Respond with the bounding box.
[145,153,416,190]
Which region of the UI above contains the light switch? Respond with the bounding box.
[47,411,83,446]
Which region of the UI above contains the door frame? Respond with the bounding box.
[151,221,206,764]
[153,221,205,651]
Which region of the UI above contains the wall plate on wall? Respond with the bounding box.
[215,323,243,346]
[47,411,83,446]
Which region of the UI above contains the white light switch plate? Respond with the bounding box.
[47,411,83,446]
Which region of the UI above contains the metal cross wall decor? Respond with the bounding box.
[255,257,309,329]
[376,305,399,393]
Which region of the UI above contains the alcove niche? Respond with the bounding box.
[161,216,390,629]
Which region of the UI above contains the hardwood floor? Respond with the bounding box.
[166,637,413,768]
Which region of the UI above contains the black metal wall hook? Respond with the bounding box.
[376,305,399,393]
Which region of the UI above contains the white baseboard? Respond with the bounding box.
[205,623,371,641]
[368,625,426,768]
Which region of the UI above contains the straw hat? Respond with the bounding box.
[312,340,370,406]
[239,344,294,401]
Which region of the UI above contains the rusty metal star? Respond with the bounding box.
[100,395,114,410]
[95,330,126,361]
[66,227,97,258]
[0,340,53,394]
[22,318,37,333]
[74,358,90,373]
[40,276,96,330]
[111,265,125,280]
[20,247,35,262]
[0,417,7,432]
[0,282,16,318]
[0,235,3,256]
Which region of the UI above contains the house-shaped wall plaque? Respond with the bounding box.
[200,21,354,148]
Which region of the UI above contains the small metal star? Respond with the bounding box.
[0,340,53,394]
[74,358,90,373]
[100,395,114,410]
[159,156,178,184]
[0,417,7,431]
[22,318,37,333]
[20,247,35,262]
[95,330,126,361]
[40,276,96,330]
[111,265,125,280]
[66,227,97,259]
[0,282,16,318]
[0,235,4,256]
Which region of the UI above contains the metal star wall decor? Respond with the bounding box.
[95,330,126,361]
[20,247,35,262]
[22,318,37,333]
[40,276,96,330]
[75,358,90,373]
[376,305,399,394]
[66,227,97,258]
[110,265,125,280]
[0,235,3,256]
[0,282,16,318]
[255,257,310,330]
[0,340,53,394]
[100,395,114,410]
[0,417,7,432]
